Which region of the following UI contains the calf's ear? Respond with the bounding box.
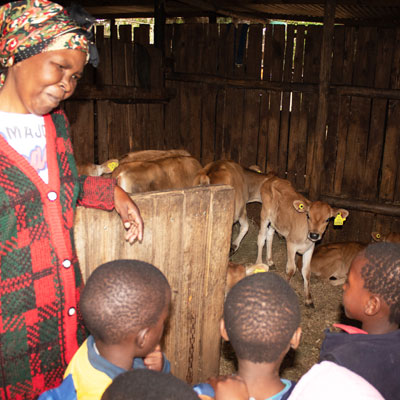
[332,208,349,219]
[293,200,309,213]
[371,232,383,242]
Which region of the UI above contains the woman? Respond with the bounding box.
[0,1,144,398]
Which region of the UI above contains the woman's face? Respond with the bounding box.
[10,49,86,115]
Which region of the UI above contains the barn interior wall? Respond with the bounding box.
[64,21,400,243]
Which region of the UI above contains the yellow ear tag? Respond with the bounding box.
[298,203,304,210]
[334,213,346,226]
[252,268,267,274]
[376,233,381,239]
[107,161,119,172]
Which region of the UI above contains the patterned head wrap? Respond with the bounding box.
[0,0,99,85]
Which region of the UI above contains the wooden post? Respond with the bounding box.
[309,0,336,200]
[154,0,166,55]
[74,186,235,383]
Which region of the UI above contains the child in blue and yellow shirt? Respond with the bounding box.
[39,259,171,400]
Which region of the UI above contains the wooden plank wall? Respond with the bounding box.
[74,185,235,384]
[64,21,400,243]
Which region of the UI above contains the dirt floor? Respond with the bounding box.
[219,203,347,381]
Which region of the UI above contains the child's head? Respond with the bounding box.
[80,259,171,347]
[101,369,199,400]
[343,242,400,327]
[222,271,301,363]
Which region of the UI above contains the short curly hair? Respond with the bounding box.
[361,242,400,325]
[101,369,199,400]
[223,272,300,363]
[80,259,171,344]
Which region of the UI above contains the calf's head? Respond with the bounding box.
[371,231,400,243]
[293,200,349,242]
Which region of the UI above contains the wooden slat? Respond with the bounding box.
[180,83,202,159]
[246,24,263,79]
[262,24,273,82]
[74,185,235,384]
[361,28,395,200]
[233,24,246,78]
[380,100,400,201]
[342,26,356,85]
[65,101,95,164]
[390,28,400,90]
[352,27,377,87]
[323,24,348,194]
[331,25,345,85]
[333,96,351,195]
[164,24,174,60]
[214,88,227,160]
[203,24,218,74]
[267,92,281,175]
[288,26,307,188]
[95,25,112,86]
[294,25,305,83]
[134,24,150,45]
[218,24,235,77]
[321,93,340,195]
[269,24,285,82]
[257,91,268,172]
[164,80,182,149]
[308,0,335,200]
[303,25,322,84]
[223,87,244,161]
[241,89,262,168]
[96,100,111,162]
[279,25,292,179]
[341,96,371,197]
[200,83,218,164]
[303,25,322,189]
[147,104,165,149]
[185,24,203,74]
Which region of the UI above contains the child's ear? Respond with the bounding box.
[220,318,230,341]
[136,327,150,348]
[290,327,302,350]
[364,295,381,316]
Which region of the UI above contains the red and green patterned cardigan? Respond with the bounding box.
[0,110,116,399]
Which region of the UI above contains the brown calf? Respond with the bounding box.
[309,231,400,287]
[113,155,202,194]
[371,231,400,243]
[257,176,349,307]
[76,149,191,177]
[193,160,274,254]
[309,241,366,286]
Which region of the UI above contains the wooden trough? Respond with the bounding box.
[74,184,235,384]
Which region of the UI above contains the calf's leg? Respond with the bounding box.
[301,246,315,307]
[256,217,270,264]
[230,213,249,255]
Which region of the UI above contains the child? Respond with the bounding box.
[194,271,302,400]
[319,242,400,399]
[39,259,171,400]
[289,360,384,399]
[101,369,200,400]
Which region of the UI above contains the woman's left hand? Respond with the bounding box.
[114,185,144,244]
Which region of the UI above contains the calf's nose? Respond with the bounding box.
[309,232,320,241]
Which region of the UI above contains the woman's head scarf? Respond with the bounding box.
[0,0,99,85]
